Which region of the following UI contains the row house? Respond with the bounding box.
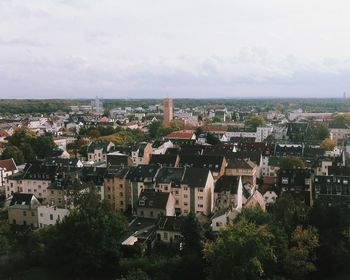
[8,193,69,228]
[213,175,243,212]
[314,175,350,206]
[129,165,160,212]
[131,142,153,166]
[155,167,185,215]
[87,141,115,162]
[278,168,313,206]
[329,123,350,143]
[178,154,227,180]
[0,158,18,191]
[104,167,131,212]
[225,159,258,188]
[5,162,60,202]
[137,190,175,219]
[151,140,173,155]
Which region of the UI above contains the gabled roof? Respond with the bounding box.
[215,176,240,194]
[155,167,185,186]
[10,193,37,206]
[0,158,17,172]
[138,190,170,209]
[105,167,130,179]
[150,154,178,167]
[157,216,184,232]
[181,167,210,187]
[227,158,256,170]
[127,164,159,182]
[165,130,195,140]
[178,155,225,173]
[44,157,80,167]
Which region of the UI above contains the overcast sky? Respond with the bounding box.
[1,0,350,99]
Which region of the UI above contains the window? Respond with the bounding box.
[184,194,188,198]
[120,201,124,206]
[40,213,43,217]
[198,204,203,208]
[50,214,53,221]
[184,202,188,206]
[120,184,123,189]
[184,187,188,191]
[198,188,203,192]
[198,196,203,200]
[140,210,144,216]
[150,211,154,217]
[120,192,123,197]
[164,232,168,240]
[31,211,35,216]
[23,211,27,216]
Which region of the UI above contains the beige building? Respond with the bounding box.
[8,193,40,228]
[131,142,153,166]
[104,168,131,212]
[225,159,258,187]
[137,190,175,219]
[163,98,173,126]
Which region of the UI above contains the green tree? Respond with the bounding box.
[203,219,276,280]
[283,226,319,279]
[245,115,265,128]
[206,133,221,145]
[332,114,350,126]
[181,212,201,251]
[44,187,128,278]
[124,269,150,280]
[149,121,162,138]
[280,156,305,169]
[1,145,24,164]
[32,135,56,158]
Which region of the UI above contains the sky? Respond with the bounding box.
[1,0,350,99]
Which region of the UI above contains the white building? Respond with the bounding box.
[37,205,70,228]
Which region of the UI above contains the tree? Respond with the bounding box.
[181,212,201,251]
[149,121,161,138]
[283,226,319,279]
[245,115,265,128]
[124,269,150,280]
[32,135,56,158]
[203,219,276,280]
[44,187,128,278]
[206,133,221,145]
[309,201,350,277]
[332,114,350,126]
[320,138,336,150]
[1,145,24,164]
[280,156,305,169]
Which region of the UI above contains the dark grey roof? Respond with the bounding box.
[138,190,170,209]
[178,155,225,173]
[10,193,35,206]
[181,167,210,187]
[157,216,184,232]
[215,176,239,193]
[127,164,159,182]
[329,123,350,129]
[155,167,185,187]
[44,157,80,167]
[149,154,178,167]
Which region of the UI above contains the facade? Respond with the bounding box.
[180,167,215,216]
[104,167,131,212]
[38,205,69,228]
[314,175,350,206]
[329,123,350,143]
[137,190,175,219]
[156,216,183,243]
[255,126,273,142]
[87,141,115,163]
[163,98,173,126]
[214,176,243,212]
[8,193,40,228]
[225,159,258,187]
[0,158,18,191]
[131,142,153,166]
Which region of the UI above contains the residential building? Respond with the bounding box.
[38,205,69,228]
[131,142,153,166]
[104,167,131,212]
[156,216,184,243]
[137,190,175,219]
[213,176,243,212]
[8,193,40,228]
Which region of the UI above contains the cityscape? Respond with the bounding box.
[1,1,350,280]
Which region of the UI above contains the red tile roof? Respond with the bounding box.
[165,130,195,139]
[0,130,9,137]
[0,158,17,172]
[202,125,228,132]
